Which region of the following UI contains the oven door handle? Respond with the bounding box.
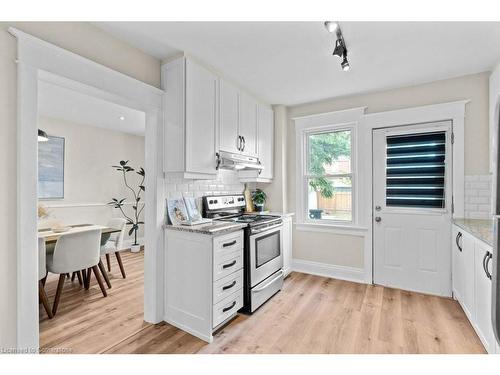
[253,270,284,292]
[251,223,282,235]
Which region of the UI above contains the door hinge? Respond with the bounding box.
[451,132,455,144]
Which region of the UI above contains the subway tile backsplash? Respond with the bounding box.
[165,169,255,209]
[465,174,492,219]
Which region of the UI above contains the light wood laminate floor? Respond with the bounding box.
[39,251,486,354]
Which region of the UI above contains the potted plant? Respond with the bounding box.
[108,160,145,253]
[252,189,267,212]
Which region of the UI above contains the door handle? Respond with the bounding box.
[375,216,382,222]
[241,136,246,151]
[456,232,463,252]
[237,136,242,151]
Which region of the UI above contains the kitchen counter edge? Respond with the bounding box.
[453,218,493,246]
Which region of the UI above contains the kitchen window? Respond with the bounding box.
[303,128,355,224]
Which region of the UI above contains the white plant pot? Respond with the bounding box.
[130,244,141,253]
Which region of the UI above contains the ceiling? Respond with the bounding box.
[94,22,500,106]
[38,80,146,136]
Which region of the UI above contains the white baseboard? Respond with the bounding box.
[292,258,367,284]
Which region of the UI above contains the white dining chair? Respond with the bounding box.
[46,228,107,315]
[38,237,53,319]
[100,218,127,283]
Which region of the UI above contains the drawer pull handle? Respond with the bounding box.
[222,280,237,291]
[222,240,237,248]
[222,301,236,313]
[222,260,237,269]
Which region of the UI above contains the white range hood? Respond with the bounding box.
[216,150,264,171]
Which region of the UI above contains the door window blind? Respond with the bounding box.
[386,131,446,208]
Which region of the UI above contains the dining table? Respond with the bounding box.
[38,224,121,250]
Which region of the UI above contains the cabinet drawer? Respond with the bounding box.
[212,289,243,328]
[213,231,243,264]
[213,269,244,304]
[213,251,243,281]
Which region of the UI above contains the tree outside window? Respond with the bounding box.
[307,129,353,221]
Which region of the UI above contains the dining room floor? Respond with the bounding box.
[39,250,486,354]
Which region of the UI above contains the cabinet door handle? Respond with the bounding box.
[222,301,236,313]
[222,260,237,269]
[485,251,493,280]
[237,136,242,151]
[456,232,462,252]
[222,240,237,248]
[222,280,237,291]
[241,136,246,151]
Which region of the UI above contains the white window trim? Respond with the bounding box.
[294,107,367,233]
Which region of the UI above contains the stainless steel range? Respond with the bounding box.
[203,194,284,313]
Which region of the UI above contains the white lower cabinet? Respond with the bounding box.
[474,240,495,353]
[164,229,244,343]
[452,224,498,354]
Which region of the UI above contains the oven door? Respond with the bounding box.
[249,223,283,287]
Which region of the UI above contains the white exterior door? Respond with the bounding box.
[373,121,453,297]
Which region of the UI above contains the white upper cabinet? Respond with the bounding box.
[256,105,274,180]
[238,103,274,182]
[163,56,273,181]
[219,80,240,154]
[238,92,258,157]
[162,57,217,179]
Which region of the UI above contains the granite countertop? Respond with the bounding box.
[453,218,494,246]
[164,221,247,235]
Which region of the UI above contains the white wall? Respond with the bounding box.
[285,72,491,271]
[37,116,145,241]
[258,105,288,212]
[0,22,160,350]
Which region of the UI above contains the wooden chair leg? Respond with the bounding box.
[71,272,76,282]
[39,281,53,319]
[106,253,111,272]
[85,267,92,289]
[115,252,126,279]
[76,270,83,286]
[41,275,47,287]
[98,260,112,289]
[92,265,107,297]
[52,274,66,316]
[81,269,87,286]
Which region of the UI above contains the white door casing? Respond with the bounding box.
[373,121,453,297]
[11,27,165,350]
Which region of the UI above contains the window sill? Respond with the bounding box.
[295,222,368,237]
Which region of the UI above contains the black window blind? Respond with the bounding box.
[386,132,446,208]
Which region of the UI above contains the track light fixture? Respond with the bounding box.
[324,21,350,72]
